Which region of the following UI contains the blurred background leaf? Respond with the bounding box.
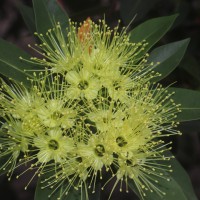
[169,87,200,122]
[129,14,178,52]
[0,38,39,86]
[19,4,36,33]
[33,0,69,34]
[149,38,190,82]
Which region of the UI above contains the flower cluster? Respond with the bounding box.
[0,18,181,199]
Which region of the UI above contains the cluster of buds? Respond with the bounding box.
[0,18,181,199]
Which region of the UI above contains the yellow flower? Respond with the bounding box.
[114,140,173,199]
[22,19,159,89]
[0,74,78,185]
[25,21,83,73]
[41,156,89,200]
[37,99,76,128]
[76,133,114,194]
[87,99,127,132]
[99,84,181,199]
[65,68,101,100]
[0,78,43,120]
[127,83,182,136]
[19,18,162,110]
[0,120,30,180]
[34,128,74,163]
[0,16,183,200]
[77,134,113,171]
[106,120,151,156]
[102,71,133,102]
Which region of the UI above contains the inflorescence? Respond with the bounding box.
[0,18,181,199]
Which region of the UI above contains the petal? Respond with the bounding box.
[66,71,80,84]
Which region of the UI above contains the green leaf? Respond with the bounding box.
[32,0,52,34]
[33,0,69,34]
[169,87,200,122]
[128,152,197,200]
[148,38,190,82]
[0,39,38,86]
[34,176,62,200]
[167,154,197,200]
[129,14,178,51]
[46,0,69,28]
[19,4,36,33]
[120,0,160,24]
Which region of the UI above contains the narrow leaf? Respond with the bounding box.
[0,39,38,85]
[148,38,190,82]
[169,87,200,122]
[32,0,52,34]
[167,153,197,200]
[46,0,69,29]
[19,4,36,33]
[34,176,62,200]
[33,0,69,34]
[129,14,178,51]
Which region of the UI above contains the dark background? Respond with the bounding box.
[0,0,200,199]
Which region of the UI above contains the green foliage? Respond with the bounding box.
[129,14,178,52]
[0,39,37,86]
[19,4,36,33]
[0,0,70,88]
[149,38,190,82]
[32,0,69,34]
[35,175,64,200]
[169,87,200,121]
